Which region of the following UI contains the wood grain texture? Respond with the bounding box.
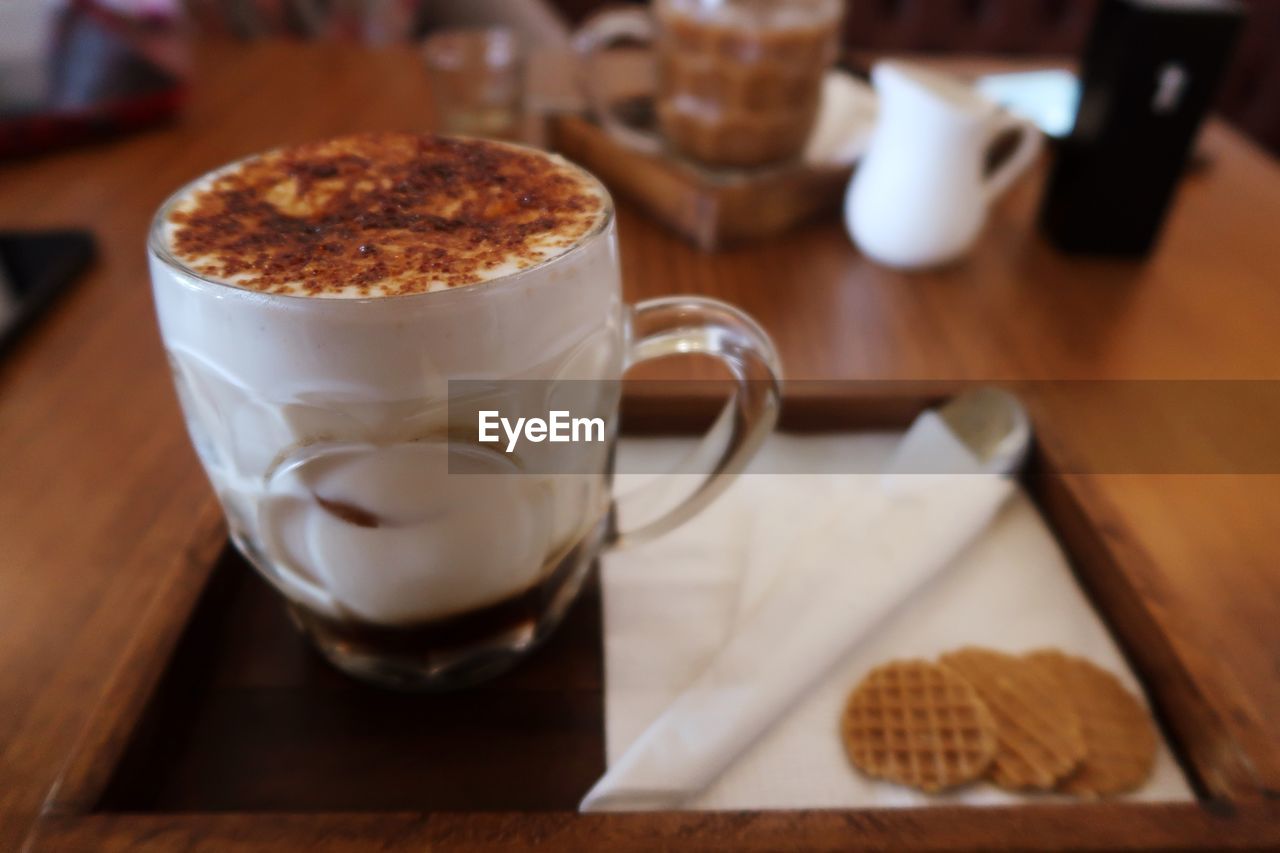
[2,39,1279,849]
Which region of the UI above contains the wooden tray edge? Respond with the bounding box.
[38,498,227,818]
[29,802,1280,852]
[1029,432,1268,801]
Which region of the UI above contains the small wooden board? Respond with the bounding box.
[550,111,852,251]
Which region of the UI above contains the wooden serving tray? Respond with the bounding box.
[549,111,852,252]
[29,387,1280,851]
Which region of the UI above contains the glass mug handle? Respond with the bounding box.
[571,8,666,155]
[610,297,782,548]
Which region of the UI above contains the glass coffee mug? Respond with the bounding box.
[573,0,842,168]
[149,145,780,690]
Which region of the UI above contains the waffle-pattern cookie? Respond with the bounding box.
[1027,650,1157,797]
[940,647,1085,790]
[841,659,998,792]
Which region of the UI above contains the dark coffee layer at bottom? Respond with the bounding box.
[287,516,609,690]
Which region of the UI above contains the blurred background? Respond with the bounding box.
[13,0,1269,153]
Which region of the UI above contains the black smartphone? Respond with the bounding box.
[0,230,96,357]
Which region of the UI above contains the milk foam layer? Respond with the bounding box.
[152,137,623,625]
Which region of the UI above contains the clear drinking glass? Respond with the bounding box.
[148,140,781,690]
[422,28,525,141]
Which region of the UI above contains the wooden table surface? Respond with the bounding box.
[2,39,1278,848]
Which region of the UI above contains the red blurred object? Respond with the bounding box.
[0,2,186,160]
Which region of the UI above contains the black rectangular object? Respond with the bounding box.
[1039,0,1244,256]
[0,230,95,357]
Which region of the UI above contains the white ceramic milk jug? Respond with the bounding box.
[845,62,1043,270]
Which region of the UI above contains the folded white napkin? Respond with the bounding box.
[583,423,1192,810]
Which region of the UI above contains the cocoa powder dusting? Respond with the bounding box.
[166,133,605,297]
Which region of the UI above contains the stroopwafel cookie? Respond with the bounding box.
[841,659,998,792]
[1027,649,1157,797]
[940,647,1085,790]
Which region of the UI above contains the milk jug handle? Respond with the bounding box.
[983,112,1043,203]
